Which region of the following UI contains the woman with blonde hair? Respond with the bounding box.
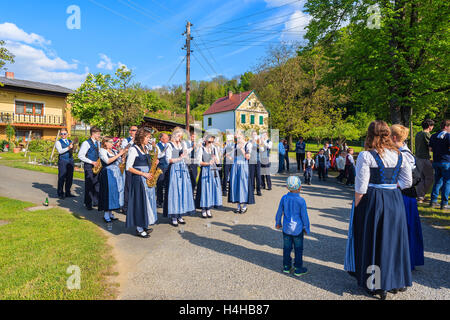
[391,124,424,271]
[348,120,413,299]
[164,127,195,226]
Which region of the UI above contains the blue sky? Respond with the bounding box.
[0,0,310,89]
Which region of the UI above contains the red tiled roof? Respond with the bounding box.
[203,90,253,115]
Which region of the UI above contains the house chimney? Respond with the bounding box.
[5,72,14,79]
[228,90,233,99]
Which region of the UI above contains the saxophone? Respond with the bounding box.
[92,158,102,175]
[146,147,163,188]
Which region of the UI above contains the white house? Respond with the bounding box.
[203,90,269,133]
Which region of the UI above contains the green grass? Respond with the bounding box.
[418,197,450,232]
[0,197,117,300]
[288,143,364,158]
[0,152,84,180]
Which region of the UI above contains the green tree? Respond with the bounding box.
[69,66,147,135]
[305,0,450,126]
[0,40,15,84]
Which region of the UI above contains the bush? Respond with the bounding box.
[28,139,54,153]
[0,140,8,151]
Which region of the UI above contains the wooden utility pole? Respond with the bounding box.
[183,21,193,132]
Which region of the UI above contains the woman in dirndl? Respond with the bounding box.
[164,127,195,227]
[228,132,255,214]
[195,135,223,218]
[351,120,413,300]
[98,136,127,223]
[391,124,425,271]
[126,128,158,238]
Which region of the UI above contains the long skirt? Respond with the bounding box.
[353,187,412,291]
[195,166,223,210]
[402,195,425,270]
[344,201,355,272]
[228,159,254,204]
[126,166,157,228]
[98,164,124,211]
[167,161,195,217]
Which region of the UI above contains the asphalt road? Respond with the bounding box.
[0,164,449,300]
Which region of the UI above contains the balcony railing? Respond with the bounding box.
[0,112,64,126]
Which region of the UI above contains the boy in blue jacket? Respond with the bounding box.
[275,176,310,276]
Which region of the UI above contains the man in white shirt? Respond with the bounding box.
[121,125,137,214]
[260,131,273,190]
[335,151,347,183]
[56,128,75,199]
[78,126,102,210]
[121,126,138,149]
[156,133,170,210]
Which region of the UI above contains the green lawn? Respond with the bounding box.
[418,198,450,232]
[0,152,84,180]
[0,197,117,299]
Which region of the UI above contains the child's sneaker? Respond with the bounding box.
[282,266,293,274]
[293,267,308,277]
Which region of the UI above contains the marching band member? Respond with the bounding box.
[186,132,199,196]
[156,133,170,210]
[260,131,273,191]
[195,135,223,218]
[121,126,138,214]
[249,131,262,196]
[351,120,412,299]
[164,127,195,226]
[126,128,158,238]
[78,126,102,210]
[98,136,127,223]
[56,128,75,199]
[228,131,255,213]
[222,135,235,196]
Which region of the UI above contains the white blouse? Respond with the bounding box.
[99,148,118,164]
[165,141,187,164]
[355,149,412,194]
[196,146,219,166]
[126,145,148,171]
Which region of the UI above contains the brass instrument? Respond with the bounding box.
[146,147,163,188]
[144,127,162,188]
[92,158,102,175]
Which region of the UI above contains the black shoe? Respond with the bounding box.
[144,228,153,233]
[257,192,262,196]
[136,231,150,238]
[177,218,186,225]
[234,208,242,214]
[110,216,119,221]
[104,217,112,223]
[222,192,227,197]
[65,193,76,198]
[398,287,407,292]
[267,188,272,191]
[366,289,387,300]
[388,289,398,294]
[58,195,65,200]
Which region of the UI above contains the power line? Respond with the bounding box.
[196,15,308,45]
[195,11,297,36]
[192,41,218,76]
[166,56,186,86]
[194,0,302,31]
[88,0,171,39]
[192,52,216,80]
[194,34,224,76]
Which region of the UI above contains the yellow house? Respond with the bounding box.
[203,90,269,133]
[0,72,74,142]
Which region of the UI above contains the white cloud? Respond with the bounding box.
[0,22,51,46]
[1,22,88,89]
[281,10,312,41]
[96,53,114,70]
